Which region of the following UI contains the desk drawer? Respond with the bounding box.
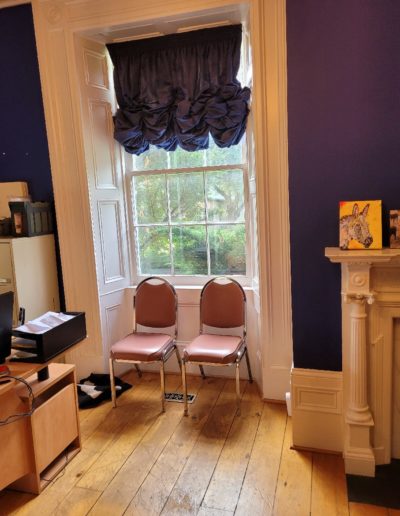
[31,383,78,472]
[0,392,33,490]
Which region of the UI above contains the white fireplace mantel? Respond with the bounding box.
[326,246,400,476]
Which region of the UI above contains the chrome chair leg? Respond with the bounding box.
[109,358,117,408]
[236,361,241,416]
[182,361,188,416]
[199,365,206,379]
[245,348,253,383]
[160,362,166,413]
[175,346,182,372]
[135,364,142,378]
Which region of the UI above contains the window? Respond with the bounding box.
[125,139,250,284]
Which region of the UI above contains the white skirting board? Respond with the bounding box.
[291,368,343,453]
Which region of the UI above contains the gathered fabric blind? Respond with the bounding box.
[107,24,250,155]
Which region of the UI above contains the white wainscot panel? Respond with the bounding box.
[291,368,343,453]
[98,200,125,283]
[84,48,109,90]
[89,100,116,188]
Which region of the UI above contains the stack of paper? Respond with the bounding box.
[16,312,75,334]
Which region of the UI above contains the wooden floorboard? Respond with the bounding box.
[235,402,287,516]
[1,371,398,516]
[311,452,349,516]
[272,417,313,516]
[160,379,246,515]
[200,382,263,514]
[125,377,226,516]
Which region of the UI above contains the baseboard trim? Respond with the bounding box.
[291,444,342,456]
[291,367,343,453]
[263,398,286,405]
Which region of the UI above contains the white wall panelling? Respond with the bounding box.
[97,200,125,283]
[89,99,117,188]
[84,49,109,90]
[291,368,343,453]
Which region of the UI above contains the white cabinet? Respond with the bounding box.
[0,235,60,325]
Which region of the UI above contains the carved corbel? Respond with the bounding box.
[343,291,376,305]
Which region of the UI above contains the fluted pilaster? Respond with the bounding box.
[345,295,374,425]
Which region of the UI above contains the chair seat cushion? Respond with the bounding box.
[110,333,174,362]
[183,334,243,364]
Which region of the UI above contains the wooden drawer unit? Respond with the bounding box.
[1,363,81,494]
[31,383,79,472]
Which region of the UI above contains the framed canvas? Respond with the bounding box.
[339,200,382,250]
[390,210,400,249]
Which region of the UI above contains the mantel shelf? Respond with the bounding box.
[325,247,400,264]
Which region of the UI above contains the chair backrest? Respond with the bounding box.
[135,277,177,330]
[200,277,246,330]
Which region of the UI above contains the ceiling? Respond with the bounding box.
[81,4,248,44]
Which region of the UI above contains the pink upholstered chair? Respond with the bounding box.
[182,277,253,416]
[109,277,181,412]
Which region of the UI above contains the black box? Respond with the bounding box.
[11,312,86,363]
[9,201,53,237]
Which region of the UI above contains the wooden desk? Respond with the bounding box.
[0,362,81,494]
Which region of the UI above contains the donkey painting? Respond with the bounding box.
[339,202,373,250]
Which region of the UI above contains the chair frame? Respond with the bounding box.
[109,276,181,412]
[182,277,253,417]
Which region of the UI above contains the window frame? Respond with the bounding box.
[124,154,252,287]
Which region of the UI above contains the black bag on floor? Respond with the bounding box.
[77,373,132,408]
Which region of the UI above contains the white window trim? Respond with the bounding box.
[124,159,252,287]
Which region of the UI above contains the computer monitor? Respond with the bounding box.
[0,291,14,364]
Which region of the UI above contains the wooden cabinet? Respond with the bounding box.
[0,363,81,494]
[31,384,78,473]
[0,235,60,325]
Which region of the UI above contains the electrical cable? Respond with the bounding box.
[42,449,69,484]
[0,375,35,426]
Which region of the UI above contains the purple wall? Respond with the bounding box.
[287,0,400,370]
[0,4,65,309]
[0,3,52,202]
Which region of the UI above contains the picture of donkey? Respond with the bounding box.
[339,203,373,249]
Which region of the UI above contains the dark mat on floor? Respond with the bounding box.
[346,459,400,509]
[78,373,132,408]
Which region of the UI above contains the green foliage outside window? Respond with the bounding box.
[131,140,246,277]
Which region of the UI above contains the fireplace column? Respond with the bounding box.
[340,261,376,476]
[344,290,375,476]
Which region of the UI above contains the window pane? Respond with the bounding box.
[133,174,167,224]
[132,138,243,172]
[209,224,246,275]
[204,138,243,166]
[132,146,168,171]
[169,172,205,223]
[169,146,205,169]
[206,170,245,222]
[172,226,208,275]
[136,227,171,275]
